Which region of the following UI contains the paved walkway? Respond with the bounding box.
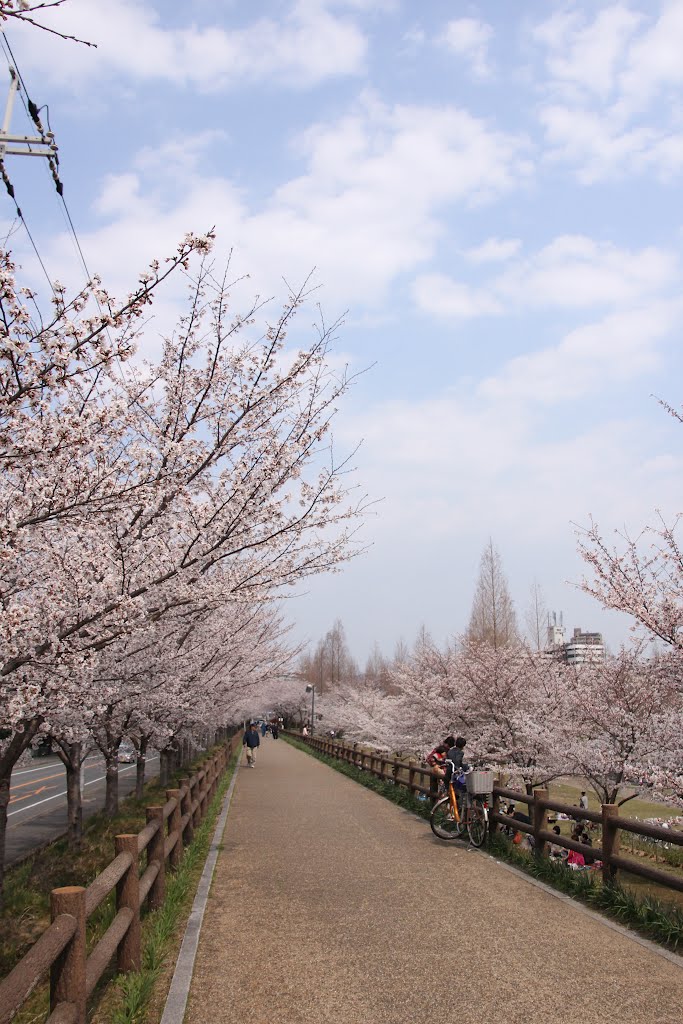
[184,739,683,1024]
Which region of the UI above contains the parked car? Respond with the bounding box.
[117,740,136,764]
[31,736,54,757]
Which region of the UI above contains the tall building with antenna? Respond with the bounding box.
[546,613,605,664]
[546,610,565,650]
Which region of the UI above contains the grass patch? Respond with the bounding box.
[548,777,678,822]
[286,736,683,956]
[93,752,238,1024]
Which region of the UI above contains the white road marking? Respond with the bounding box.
[11,754,101,778]
[8,756,160,817]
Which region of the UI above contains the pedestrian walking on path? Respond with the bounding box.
[242,722,260,766]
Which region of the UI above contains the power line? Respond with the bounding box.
[0,34,122,353]
[0,32,96,300]
[1,32,100,292]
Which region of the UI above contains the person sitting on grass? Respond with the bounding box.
[567,847,586,870]
[549,825,566,860]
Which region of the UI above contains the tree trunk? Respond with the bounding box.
[104,754,119,816]
[56,742,83,848]
[135,736,148,800]
[0,719,42,905]
[0,773,10,908]
[159,749,170,788]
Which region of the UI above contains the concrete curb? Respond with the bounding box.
[160,756,242,1024]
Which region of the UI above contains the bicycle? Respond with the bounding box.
[429,770,490,847]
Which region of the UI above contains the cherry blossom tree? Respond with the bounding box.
[0,1,93,45]
[0,247,368,897]
[565,644,681,806]
[577,401,683,804]
[387,628,463,754]
[0,235,212,889]
[454,638,568,791]
[578,514,683,652]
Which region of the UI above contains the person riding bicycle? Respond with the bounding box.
[443,736,470,811]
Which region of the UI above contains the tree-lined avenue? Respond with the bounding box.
[5,754,160,864]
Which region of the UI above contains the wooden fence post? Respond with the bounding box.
[192,773,202,829]
[166,789,182,870]
[179,778,194,845]
[533,788,549,858]
[408,760,417,798]
[602,803,621,884]
[489,777,501,838]
[146,806,166,910]
[429,769,439,805]
[50,886,86,1024]
[115,835,141,972]
[205,760,214,803]
[200,767,209,819]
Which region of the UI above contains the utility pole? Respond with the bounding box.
[0,65,63,207]
[305,685,315,735]
[318,645,324,697]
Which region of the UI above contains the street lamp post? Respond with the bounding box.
[305,684,315,735]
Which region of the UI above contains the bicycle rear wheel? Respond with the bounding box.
[466,802,488,847]
[430,796,462,840]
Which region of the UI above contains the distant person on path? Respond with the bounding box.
[271,721,279,739]
[243,723,260,766]
[261,721,268,738]
[302,725,308,737]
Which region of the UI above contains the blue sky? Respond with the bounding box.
[4,0,683,662]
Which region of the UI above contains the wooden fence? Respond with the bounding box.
[0,731,243,1024]
[288,732,683,897]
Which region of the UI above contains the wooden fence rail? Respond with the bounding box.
[287,731,683,898]
[0,731,242,1024]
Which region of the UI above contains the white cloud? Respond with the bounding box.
[537,105,658,183]
[336,386,683,552]
[45,98,529,314]
[439,17,493,79]
[414,236,679,319]
[479,303,679,404]
[531,2,683,180]
[533,5,642,100]
[618,0,683,115]
[465,237,522,264]
[13,0,368,90]
[412,274,501,319]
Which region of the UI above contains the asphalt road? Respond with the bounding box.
[6,752,160,864]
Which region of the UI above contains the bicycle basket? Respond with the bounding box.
[466,770,495,795]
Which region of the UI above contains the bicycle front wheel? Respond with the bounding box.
[430,796,462,840]
[466,802,488,847]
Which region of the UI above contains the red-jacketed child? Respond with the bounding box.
[426,736,456,780]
